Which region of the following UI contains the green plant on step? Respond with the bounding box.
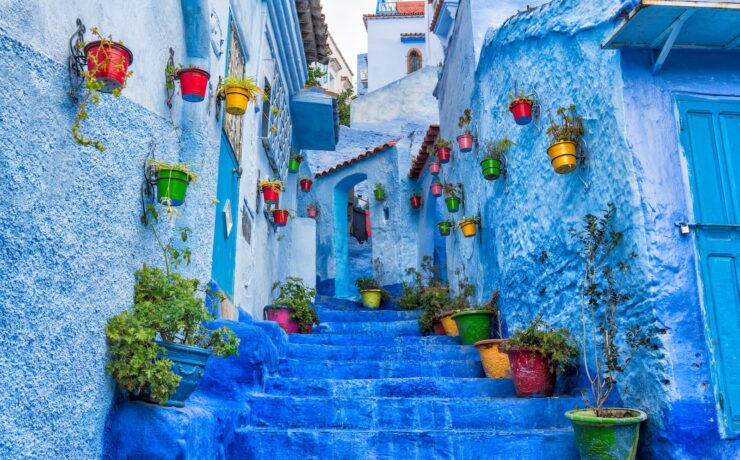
[418,287,451,334]
[72,27,133,152]
[272,277,319,333]
[501,313,578,374]
[458,108,473,135]
[355,258,391,301]
[398,256,444,311]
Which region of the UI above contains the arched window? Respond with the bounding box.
[407,49,422,74]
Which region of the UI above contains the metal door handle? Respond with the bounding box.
[675,221,740,235]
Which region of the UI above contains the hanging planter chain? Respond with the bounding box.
[67,18,87,102]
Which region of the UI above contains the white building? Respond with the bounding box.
[318,33,354,94]
[363,0,444,93]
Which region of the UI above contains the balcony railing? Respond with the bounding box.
[376,1,425,15]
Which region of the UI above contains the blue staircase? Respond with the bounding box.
[233,298,581,459]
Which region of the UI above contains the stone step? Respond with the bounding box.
[264,377,517,398]
[313,320,421,336]
[289,333,460,347]
[285,343,480,361]
[230,427,579,459]
[246,395,578,430]
[278,358,485,379]
[316,307,422,323]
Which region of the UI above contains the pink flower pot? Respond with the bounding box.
[457,133,473,153]
[429,161,441,175]
[265,307,312,334]
[430,183,442,197]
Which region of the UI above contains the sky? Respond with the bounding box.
[321,0,377,77]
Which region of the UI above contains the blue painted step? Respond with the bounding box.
[285,343,480,361]
[313,319,421,336]
[230,428,579,460]
[316,308,422,322]
[289,334,460,346]
[246,395,578,430]
[278,358,485,379]
[264,377,517,398]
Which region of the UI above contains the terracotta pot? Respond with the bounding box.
[506,346,555,397]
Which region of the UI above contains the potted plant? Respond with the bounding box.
[73,28,134,152]
[430,179,443,197]
[147,160,199,208]
[374,183,386,201]
[443,183,462,213]
[288,153,304,173]
[259,179,283,205]
[458,216,479,238]
[437,275,475,337]
[501,314,578,397]
[299,177,313,192]
[474,291,511,379]
[437,220,453,237]
[436,138,452,163]
[481,139,514,180]
[105,206,239,407]
[217,76,262,116]
[545,105,584,174]
[265,277,319,334]
[507,89,536,126]
[174,65,210,102]
[355,258,391,309]
[272,209,293,227]
[307,204,318,218]
[410,190,422,209]
[565,203,654,459]
[457,108,474,152]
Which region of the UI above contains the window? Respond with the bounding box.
[407,49,422,74]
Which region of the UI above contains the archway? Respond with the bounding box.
[333,172,371,298]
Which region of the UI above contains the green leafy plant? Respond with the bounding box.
[291,152,304,162]
[435,138,451,149]
[546,105,585,144]
[483,138,515,161]
[398,256,445,311]
[501,313,578,374]
[570,203,656,417]
[443,183,462,200]
[458,108,473,134]
[418,287,451,334]
[374,183,385,192]
[410,189,422,199]
[306,65,326,87]
[338,87,355,127]
[72,27,133,152]
[355,258,391,300]
[272,277,319,333]
[216,76,263,101]
[507,88,536,109]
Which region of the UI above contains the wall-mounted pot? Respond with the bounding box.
[437,147,451,164]
[300,178,313,192]
[480,158,502,180]
[445,197,460,213]
[547,141,577,174]
[84,40,134,92]
[272,209,289,226]
[177,67,210,102]
[457,133,473,153]
[509,99,533,126]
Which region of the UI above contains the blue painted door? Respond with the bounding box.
[679,97,740,438]
[211,133,240,298]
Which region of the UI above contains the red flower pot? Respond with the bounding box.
[84,40,134,92]
[272,209,289,226]
[506,346,555,397]
[300,179,313,192]
[177,67,210,102]
[510,99,533,126]
[261,185,280,204]
[430,183,442,197]
[307,207,317,218]
[437,147,451,164]
[434,321,446,336]
[457,133,473,152]
[265,307,311,334]
[410,196,422,209]
[429,161,441,175]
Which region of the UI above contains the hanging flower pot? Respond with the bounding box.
[260,181,282,204]
[374,185,386,201]
[177,67,210,102]
[437,221,453,237]
[307,205,318,218]
[547,140,578,174]
[272,209,289,226]
[509,99,533,126]
[217,76,263,116]
[300,178,313,192]
[445,197,460,213]
[457,133,473,153]
[430,181,443,197]
[84,40,134,92]
[565,409,647,460]
[506,346,555,397]
[410,194,422,209]
[480,158,502,180]
[437,147,451,164]
[429,160,441,175]
[459,218,477,238]
[288,154,303,173]
[452,310,493,345]
[475,339,512,379]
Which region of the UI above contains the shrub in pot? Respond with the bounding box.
[457,108,474,152]
[430,179,443,197]
[443,183,462,213]
[300,177,313,192]
[289,153,304,173]
[474,291,511,379]
[147,160,199,209]
[355,258,392,309]
[507,89,536,126]
[105,207,239,407]
[410,190,422,209]
[217,76,262,116]
[265,277,319,334]
[259,179,283,205]
[374,183,386,201]
[438,275,476,337]
[501,313,578,397]
[397,256,445,312]
[458,216,478,238]
[481,138,514,180]
[437,220,453,237]
[565,203,655,459]
[436,138,452,163]
[545,105,584,174]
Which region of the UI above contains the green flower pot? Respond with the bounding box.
[288,158,301,173]
[481,158,502,180]
[156,169,190,206]
[565,409,647,460]
[374,189,386,201]
[451,310,493,345]
[446,197,461,213]
[437,222,452,236]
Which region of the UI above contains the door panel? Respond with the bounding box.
[679,97,740,437]
[211,133,239,298]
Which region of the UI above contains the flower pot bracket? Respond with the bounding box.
[140,141,159,225]
[576,139,590,192]
[67,18,87,102]
[165,48,176,109]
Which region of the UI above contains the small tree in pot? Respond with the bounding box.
[266,277,319,334]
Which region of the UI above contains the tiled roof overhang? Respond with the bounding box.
[315,140,399,178]
[295,0,331,64]
[363,12,424,28]
[430,0,444,31]
[408,124,440,179]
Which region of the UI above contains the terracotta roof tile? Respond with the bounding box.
[429,0,444,32]
[408,124,440,179]
[315,140,400,178]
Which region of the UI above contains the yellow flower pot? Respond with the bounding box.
[459,220,477,238]
[225,87,251,115]
[440,313,459,336]
[474,339,512,379]
[360,289,382,309]
[547,140,578,174]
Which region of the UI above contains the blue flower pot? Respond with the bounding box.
[138,341,211,407]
